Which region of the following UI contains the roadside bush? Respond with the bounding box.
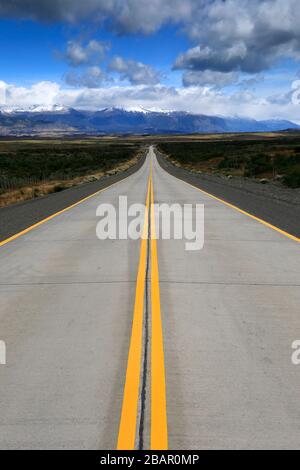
[159,139,300,187]
[53,183,66,193]
[284,167,300,188]
[0,143,139,191]
[245,154,273,176]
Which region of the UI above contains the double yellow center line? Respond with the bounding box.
[117,160,168,450]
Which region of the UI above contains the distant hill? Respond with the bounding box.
[0,106,299,136]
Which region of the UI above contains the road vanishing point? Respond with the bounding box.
[0,146,300,450]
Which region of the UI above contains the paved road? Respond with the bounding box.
[0,146,300,449]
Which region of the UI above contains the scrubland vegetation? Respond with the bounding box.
[159,138,300,188]
[0,140,141,207]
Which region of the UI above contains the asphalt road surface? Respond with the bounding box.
[0,146,300,450]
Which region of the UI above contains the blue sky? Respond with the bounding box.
[0,0,300,121]
[0,19,188,86]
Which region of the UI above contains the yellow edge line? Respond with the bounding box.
[150,163,168,450]
[117,177,151,450]
[163,163,300,244]
[0,178,129,249]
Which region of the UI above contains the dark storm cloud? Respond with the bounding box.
[0,0,192,32]
[0,1,109,22]
[1,0,300,82]
[174,0,300,76]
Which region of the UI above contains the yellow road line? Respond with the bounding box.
[150,166,168,450]
[164,165,300,244]
[117,178,151,450]
[0,178,129,249]
[118,157,168,450]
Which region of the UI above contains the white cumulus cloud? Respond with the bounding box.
[1,79,300,123]
[65,67,109,88]
[182,70,239,89]
[64,40,109,67]
[109,56,161,85]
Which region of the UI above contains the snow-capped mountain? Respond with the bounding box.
[0,106,299,136]
[0,104,70,114]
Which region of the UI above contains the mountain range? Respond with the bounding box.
[0,106,299,136]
